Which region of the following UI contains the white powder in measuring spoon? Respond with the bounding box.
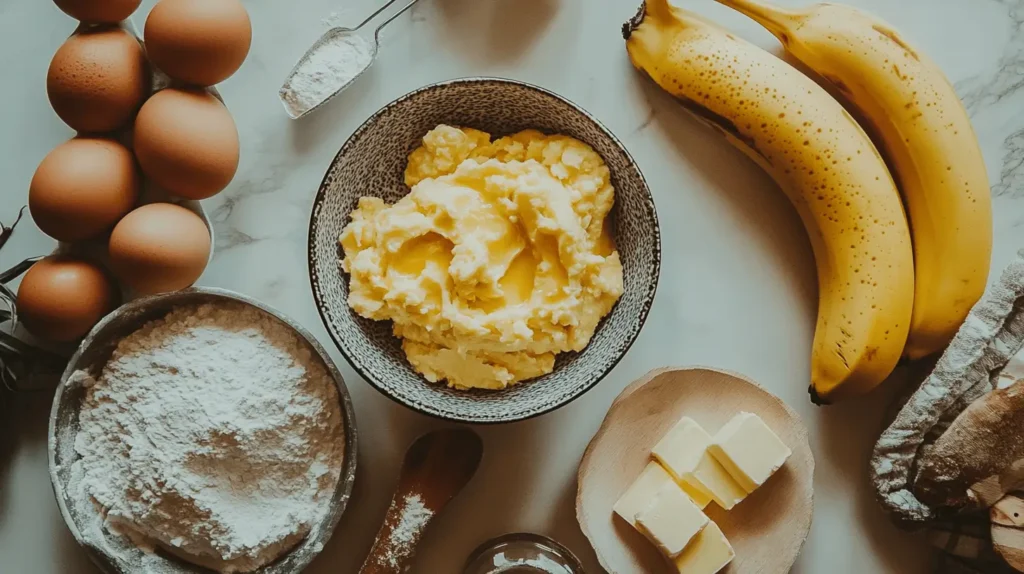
[67,302,345,573]
[280,33,374,118]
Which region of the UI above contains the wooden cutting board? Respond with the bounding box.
[992,493,1024,572]
[576,367,814,573]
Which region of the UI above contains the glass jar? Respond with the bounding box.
[462,533,587,574]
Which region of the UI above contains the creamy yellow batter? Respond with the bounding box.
[340,125,623,390]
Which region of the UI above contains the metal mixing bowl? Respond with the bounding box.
[47,287,358,574]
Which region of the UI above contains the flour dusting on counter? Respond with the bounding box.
[67,302,345,573]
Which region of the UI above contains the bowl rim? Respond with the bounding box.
[307,76,661,424]
[46,286,359,574]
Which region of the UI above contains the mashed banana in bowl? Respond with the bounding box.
[339,125,624,390]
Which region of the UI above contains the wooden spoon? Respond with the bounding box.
[359,428,484,574]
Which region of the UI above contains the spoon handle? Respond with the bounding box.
[351,0,404,30]
[371,0,423,41]
[358,493,435,574]
[352,0,425,41]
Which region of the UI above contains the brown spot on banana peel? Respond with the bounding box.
[873,24,920,61]
[834,345,850,370]
[628,62,771,165]
[674,96,772,166]
[811,344,856,405]
[822,73,852,97]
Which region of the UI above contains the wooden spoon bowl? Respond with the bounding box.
[576,367,814,573]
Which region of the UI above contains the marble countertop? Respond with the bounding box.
[2,0,1022,572]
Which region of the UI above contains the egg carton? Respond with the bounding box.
[53,15,222,301]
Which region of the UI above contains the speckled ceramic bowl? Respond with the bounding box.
[48,288,358,574]
[308,78,660,424]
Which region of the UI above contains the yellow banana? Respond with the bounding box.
[717,0,993,360]
[624,0,914,403]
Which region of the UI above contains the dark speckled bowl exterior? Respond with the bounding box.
[308,78,660,424]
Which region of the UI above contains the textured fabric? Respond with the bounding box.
[871,250,1024,573]
[872,250,1024,526]
[928,514,1011,570]
[935,552,1016,574]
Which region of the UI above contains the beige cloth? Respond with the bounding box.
[873,250,1024,525]
[929,514,1017,573]
[871,250,1024,572]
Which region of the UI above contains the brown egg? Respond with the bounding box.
[144,0,251,86]
[133,89,239,200]
[29,137,139,242]
[47,27,149,133]
[109,203,211,295]
[53,0,141,23]
[17,256,117,342]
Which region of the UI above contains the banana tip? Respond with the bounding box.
[808,385,831,406]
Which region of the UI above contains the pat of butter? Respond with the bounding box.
[635,483,710,558]
[652,417,746,510]
[673,520,735,574]
[613,461,676,527]
[677,478,712,510]
[709,412,792,493]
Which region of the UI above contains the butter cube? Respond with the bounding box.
[635,483,710,558]
[673,520,735,574]
[686,452,748,510]
[676,477,712,510]
[709,412,792,493]
[652,417,747,510]
[613,461,676,527]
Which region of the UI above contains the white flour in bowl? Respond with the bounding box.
[67,302,345,573]
[280,33,373,118]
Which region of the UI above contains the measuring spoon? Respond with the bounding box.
[279,0,423,119]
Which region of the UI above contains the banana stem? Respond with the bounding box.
[645,0,674,21]
[715,0,801,40]
[624,0,674,40]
